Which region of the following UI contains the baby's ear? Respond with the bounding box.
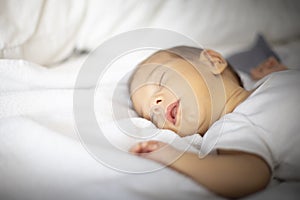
[199,49,228,75]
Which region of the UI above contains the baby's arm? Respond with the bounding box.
[130,141,270,198]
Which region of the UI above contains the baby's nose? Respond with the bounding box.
[155,98,163,105]
[151,97,164,115]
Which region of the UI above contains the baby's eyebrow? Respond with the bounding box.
[145,65,168,87]
[146,65,163,80]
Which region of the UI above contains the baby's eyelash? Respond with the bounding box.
[159,72,166,86]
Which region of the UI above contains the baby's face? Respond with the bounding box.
[131,58,212,137]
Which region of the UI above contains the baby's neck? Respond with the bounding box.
[223,86,252,114]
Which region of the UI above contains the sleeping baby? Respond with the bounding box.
[129,46,300,198]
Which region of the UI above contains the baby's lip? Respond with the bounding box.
[165,100,180,125]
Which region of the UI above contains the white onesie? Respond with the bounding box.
[200,70,300,181]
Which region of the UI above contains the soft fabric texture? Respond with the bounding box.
[1,0,300,199]
[1,0,300,66]
[200,70,300,181]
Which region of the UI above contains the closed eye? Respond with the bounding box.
[158,71,166,87]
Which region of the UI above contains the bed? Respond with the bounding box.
[1,0,300,199]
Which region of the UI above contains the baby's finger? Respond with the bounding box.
[130,141,160,154]
[142,141,159,152]
[135,141,158,153]
[129,143,142,153]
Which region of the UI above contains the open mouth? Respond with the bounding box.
[166,100,180,125]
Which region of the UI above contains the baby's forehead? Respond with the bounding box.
[130,62,168,88]
[130,58,201,94]
[133,58,191,81]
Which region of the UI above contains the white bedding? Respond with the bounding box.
[1,0,300,199]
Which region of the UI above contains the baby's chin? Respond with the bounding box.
[175,117,200,137]
[175,126,199,137]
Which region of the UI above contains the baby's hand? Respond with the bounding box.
[130,140,164,153]
[130,141,182,165]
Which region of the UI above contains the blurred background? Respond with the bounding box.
[1,0,300,66]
